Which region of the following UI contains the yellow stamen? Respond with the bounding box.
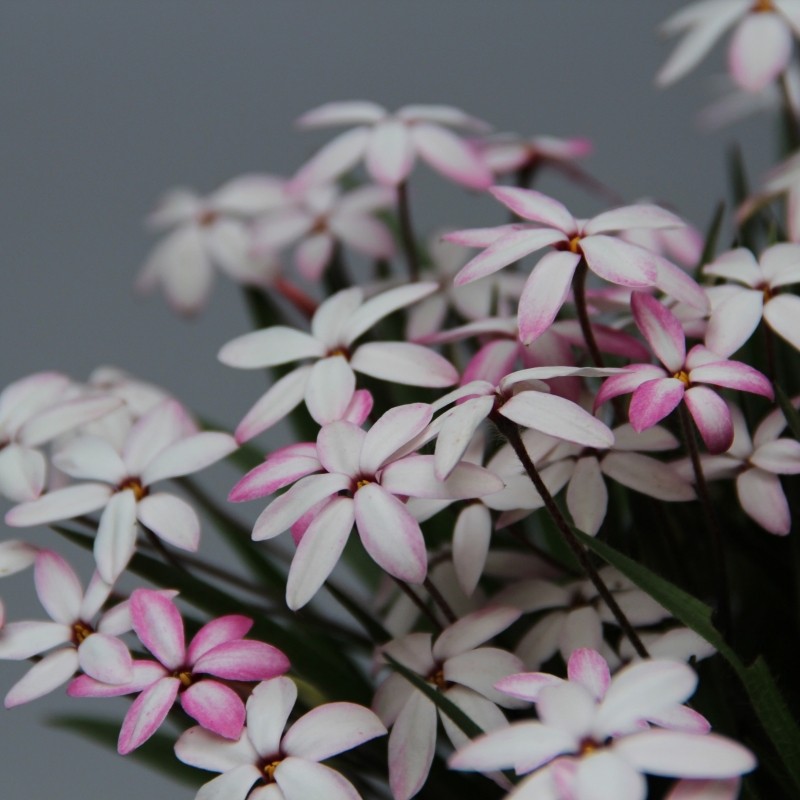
[427,667,448,691]
[579,738,599,756]
[175,670,193,689]
[263,761,281,782]
[567,235,582,254]
[356,478,371,490]
[72,621,94,645]
[197,209,218,227]
[117,477,148,501]
[752,0,775,12]
[673,369,690,387]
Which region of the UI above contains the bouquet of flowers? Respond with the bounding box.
[2,3,799,798]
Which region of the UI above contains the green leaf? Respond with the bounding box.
[695,200,725,274]
[47,715,200,787]
[573,528,800,791]
[775,383,800,441]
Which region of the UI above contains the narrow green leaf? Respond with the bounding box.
[775,383,800,441]
[695,200,725,273]
[384,653,484,739]
[47,715,200,787]
[325,581,391,644]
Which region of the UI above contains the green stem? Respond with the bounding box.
[490,409,649,659]
[392,577,442,631]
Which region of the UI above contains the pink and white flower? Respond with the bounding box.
[477,132,593,178]
[0,550,133,707]
[219,283,458,442]
[656,0,800,91]
[69,589,290,754]
[251,182,395,281]
[595,293,774,453]
[229,404,504,608]
[447,188,704,345]
[138,175,286,315]
[5,399,237,582]
[704,244,800,355]
[174,675,385,800]
[450,648,756,799]
[292,101,493,189]
[374,606,525,800]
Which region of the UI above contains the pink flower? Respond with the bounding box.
[477,132,593,177]
[292,101,493,190]
[447,188,704,344]
[704,244,800,355]
[229,404,504,608]
[0,550,133,707]
[374,606,525,800]
[450,648,756,799]
[174,676,385,800]
[219,283,458,442]
[251,182,395,281]
[656,0,800,91]
[595,293,773,454]
[138,175,286,315]
[70,589,290,754]
[5,399,237,582]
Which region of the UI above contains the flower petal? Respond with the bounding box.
[365,118,414,185]
[218,327,324,369]
[94,489,139,583]
[4,648,79,707]
[736,468,791,535]
[631,292,686,373]
[130,589,185,670]
[387,692,438,800]
[276,757,362,800]
[729,12,792,91]
[5,483,111,527]
[182,680,246,739]
[118,676,180,753]
[683,386,733,454]
[411,122,493,189]
[581,236,658,287]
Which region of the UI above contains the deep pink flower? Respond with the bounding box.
[69,589,290,754]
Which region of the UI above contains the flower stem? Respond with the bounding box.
[573,257,605,368]
[392,577,443,631]
[397,180,420,281]
[424,576,458,625]
[490,409,649,658]
[678,403,731,634]
[273,276,317,319]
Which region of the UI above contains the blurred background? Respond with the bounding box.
[0,1,776,797]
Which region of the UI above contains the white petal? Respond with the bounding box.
[304,356,356,426]
[218,327,324,369]
[94,490,138,583]
[387,692,437,800]
[5,483,111,527]
[4,648,79,707]
[137,493,201,551]
[566,457,607,536]
[142,432,236,485]
[276,757,361,800]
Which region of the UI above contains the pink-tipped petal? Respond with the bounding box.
[193,640,289,681]
[0,620,70,660]
[137,492,200,552]
[737,468,791,535]
[443,647,525,707]
[435,397,494,479]
[175,725,260,774]
[218,327,324,369]
[581,236,659,287]
[295,232,334,281]
[567,648,611,701]
[5,482,111,527]
[50,435,126,483]
[276,757,362,800]
[764,293,800,352]
[434,606,521,661]
[355,483,427,583]
[234,366,311,442]
[453,502,492,595]
[187,616,254,665]
[585,204,685,235]
[142,432,236,485]
[305,356,356,426]
[490,187,575,231]
[78,633,133,684]
[181,680,246,739]
[34,550,83,625]
[705,289,763,357]
[387,692,437,800]
[4,648,79,708]
[411,122,493,189]
[683,386,734,454]
[665,779,741,800]
[361,403,433,475]
[229,443,320,502]
[566,456,608,536]
[690,359,773,398]
[629,379,685,432]
[122,400,191,475]
[291,126,371,189]
[654,256,710,311]
[0,444,46,503]
[130,589,185,670]
[352,341,458,388]
[601,452,696,502]
[728,12,792,91]
[631,292,686,373]
[118,676,180,753]
[93,489,139,584]
[365,118,414,186]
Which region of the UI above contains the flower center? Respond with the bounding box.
[262,759,282,783]
[197,209,218,227]
[673,370,690,387]
[173,669,194,689]
[116,477,148,501]
[427,666,450,691]
[356,478,371,490]
[751,0,775,12]
[567,234,582,254]
[578,736,600,756]
[327,346,351,360]
[72,621,94,645]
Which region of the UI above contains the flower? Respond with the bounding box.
[595,293,773,454]
[5,399,237,582]
[219,283,458,442]
[0,550,133,707]
[174,675,385,800]
[229,404,504,607]
[138,175,286,314]
[292,101,493,189]
[656,0,800,91]
[251,182,395,281]
[450,648,756,799]
[447,188,703,344]
[69,589,290,754]
[703,244,800,355]
[374,606,525,800]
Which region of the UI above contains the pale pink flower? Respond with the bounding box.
[703,244,800,355]
[737,148,800,240]
[70,589,290,754]
[0,539,38,577]
[292,101,493,189]
[229,404,504,607]
[0,550,133,707]
[447,188,705,344]
[677,401,800,535]
[251,182,395,281]
[450,648,756,799]
[138,175,286,315]
[0,371,121,502]
[595,293,774,454]
[477,132,593,177]
[174,676,385,800]
[5,399,237,582]
[373,606,525,800]
[656,0,800,91]
[219,283,458,442]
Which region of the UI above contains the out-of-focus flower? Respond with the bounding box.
[138,174,286,315]
[0,550,133,707]
[251,182,395,281]
[229,404,504,607]
[477,132,593,177]
[292,101,493,189]
[374,606,524,800]
[70,589,290,754]
[656,0,800,91]
[703,244,800,354]
[450,648,756,798]
[595,293,773,453]
[447,187,704,344]
[219,283,458,442]
[5,400,237,582]
[175,676,385,800]
[738,147,800,240]
[0,372,121,502]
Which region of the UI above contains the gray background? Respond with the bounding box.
[0,1,772,798]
